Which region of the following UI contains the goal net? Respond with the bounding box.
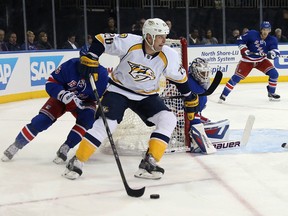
[100,38,190,156]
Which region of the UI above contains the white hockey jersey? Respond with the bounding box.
[95,33,188,99]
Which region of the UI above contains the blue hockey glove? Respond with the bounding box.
[184,93,199,120]
[80,52,99,81]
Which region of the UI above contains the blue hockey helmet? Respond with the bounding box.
[260,21,271,30]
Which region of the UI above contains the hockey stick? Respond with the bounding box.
[89,74,145,198]
[200,70,223,96]
[247,52,288,59]
[162,70,223,100]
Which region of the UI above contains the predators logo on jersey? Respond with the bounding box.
[128,61,156,82]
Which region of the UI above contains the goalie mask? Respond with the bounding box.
[189,58,210,86]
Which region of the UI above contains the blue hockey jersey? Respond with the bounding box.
[237,30,279,61]
[46,58,109,101]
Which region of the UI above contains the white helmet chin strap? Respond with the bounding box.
[145,35,157,52]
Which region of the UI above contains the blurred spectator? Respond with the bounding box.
[103,17,117,33]
[6,32,21,51]
[80,34,93,56]
[36,32,53,50]
[132,18,146,36]
[227,29,240,44]
[0,29,8,51]
[189,29,201,45]
[62,33,79,49]
[242,27,249,34]
[274,28,288,43]
[165,20,178,39]
[21,30,37,50]
[201,29,218,45]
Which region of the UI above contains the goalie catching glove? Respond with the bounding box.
[184,93,199,120]
[57,90,83,111]
[80,52,99,81]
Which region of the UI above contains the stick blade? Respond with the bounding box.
[126,185,145,197]
[240,115,255,146]
[200,70,223,96]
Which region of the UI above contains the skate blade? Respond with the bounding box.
[62,169,80,180]
[53,157,66,165]
[1,155,11,162]
[269,97,280,102]
[134,168,163,180]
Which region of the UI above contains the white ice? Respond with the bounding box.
[1,82,288,216]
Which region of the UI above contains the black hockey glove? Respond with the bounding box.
[80,52,99,81]
[184,93,199,121]
[267,50,278,60]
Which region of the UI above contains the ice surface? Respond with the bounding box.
[1,82,288,216]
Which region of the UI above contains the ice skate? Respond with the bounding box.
[53,143,70,164]
[267,86,280,101]
[1,143,19,162]
[218,94,226,103]
[134,153,164,180]
[62,156,83,180]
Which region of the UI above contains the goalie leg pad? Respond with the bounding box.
[204,119,230,142]
[190,123,216,154]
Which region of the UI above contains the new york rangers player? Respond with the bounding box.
[1,58,109,163]
[219,21,280,103]
[63,18,199,180]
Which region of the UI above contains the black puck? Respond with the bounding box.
[150,194,160,199]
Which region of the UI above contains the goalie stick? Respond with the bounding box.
[89,74,145,198]
[162,70,223,100]
[212,115,255,150]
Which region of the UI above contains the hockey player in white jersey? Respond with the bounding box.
[63,18,199,180]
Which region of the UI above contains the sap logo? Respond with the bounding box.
[274,51,288,69]
[30,56,63,86]
[0,58,18,90]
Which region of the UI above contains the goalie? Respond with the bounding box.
[188,58,229,154]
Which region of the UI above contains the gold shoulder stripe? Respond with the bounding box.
[158,52,168,70]
[95,34,104,44]
[128,44,142,52]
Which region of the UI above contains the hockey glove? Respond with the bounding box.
[267,50,278,60]
[57,90,83,111]
[184,93,199,121]
[240,48,251,56]
[80,52,99,81]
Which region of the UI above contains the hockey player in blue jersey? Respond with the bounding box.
[1,58,109,163]
[219,21,280,103]
[188,58,217,154]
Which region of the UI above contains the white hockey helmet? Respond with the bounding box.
[142,18,169,40]
[189,57,210,83]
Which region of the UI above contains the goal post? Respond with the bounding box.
[100,38,191,155]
